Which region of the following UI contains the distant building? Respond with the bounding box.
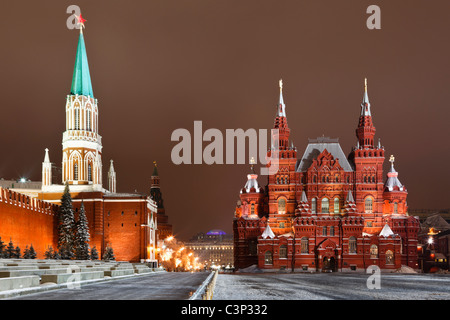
[149,162,173,241]
[417,213,450,272]
[185,230,234,269]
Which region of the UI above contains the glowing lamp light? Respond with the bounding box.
[428,237,433,245]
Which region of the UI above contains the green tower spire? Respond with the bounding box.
[70,32,94,97]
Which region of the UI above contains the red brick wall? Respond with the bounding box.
[104,199,146,262]
[0,188,58,259]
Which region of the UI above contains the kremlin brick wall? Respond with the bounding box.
[0,188,58,259]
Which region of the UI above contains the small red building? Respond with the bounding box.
[233,79,420,272]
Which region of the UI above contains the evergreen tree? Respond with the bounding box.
[102,246,115,261]
[23,246,30,259]
[44,246,54,259]
[57,182,75,259]
[5,239,15,258]
[52,250,61,260]
[74,201,90,260]
[0,237,6,258]
[90,246,99,260]
[14,246,21,259]
[29,244,37,259]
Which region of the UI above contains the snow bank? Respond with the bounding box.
[395,265,417,274]
[236,264,263,273]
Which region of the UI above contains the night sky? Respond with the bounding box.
[1,1,449,241]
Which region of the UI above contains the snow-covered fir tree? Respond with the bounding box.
[5,239,15,258]
[29,244,37,259]
[23,246,30,259]
[14,246,21,259]
[52,250,61,260]
[44,246,54,259]
[0,237,5,258]
[75,201,91,260]
[90,246,99,260]
[103,246,115,261]
[57,182,76,259]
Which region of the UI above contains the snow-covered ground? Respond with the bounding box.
[212,270,450,300]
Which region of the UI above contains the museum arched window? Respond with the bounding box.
[278,198,286,214]
[334,197,340,214]
[264,251,273,265]
[370,244,378,258]
[301,237,309,254]
[385,250,394,264]
[365,197,373,213]
[321,198,329,213]
[393,202,398,214]
[349,236,357,253]
[311,198,317,214]
[279,245,287,259]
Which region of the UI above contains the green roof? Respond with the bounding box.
[70,32,94,98]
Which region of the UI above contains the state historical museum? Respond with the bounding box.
[233,79,420,272]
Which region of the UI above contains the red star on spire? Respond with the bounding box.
[75,14,87,30]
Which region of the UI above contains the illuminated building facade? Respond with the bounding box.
[233,79,420,272]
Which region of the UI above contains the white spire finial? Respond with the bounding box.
[44,148,50,163]
[277,79,286,117]
[364,77,368,92]
[389,154,395,164]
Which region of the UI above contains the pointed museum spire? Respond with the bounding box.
[277,79,286,117]
[356,77,376,148]
[361,77,371,116]
[70,14,94,98]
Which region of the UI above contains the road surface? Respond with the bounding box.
[7,272,210,300]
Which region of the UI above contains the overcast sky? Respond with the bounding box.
[1,1,449,240]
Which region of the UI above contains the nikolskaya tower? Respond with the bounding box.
[42,17,103,192]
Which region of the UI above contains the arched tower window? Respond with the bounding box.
[365,197,373,213]
[393,202,398,214]
[87,110,91,131]
[75,109,80,130]
[88,164,92,182]
[250,203,255,215]
[74,163,79,181]
[311,198,317,214]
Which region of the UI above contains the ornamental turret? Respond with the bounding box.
[383,155,408,214]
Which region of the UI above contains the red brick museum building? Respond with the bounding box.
[233,79,420,272]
